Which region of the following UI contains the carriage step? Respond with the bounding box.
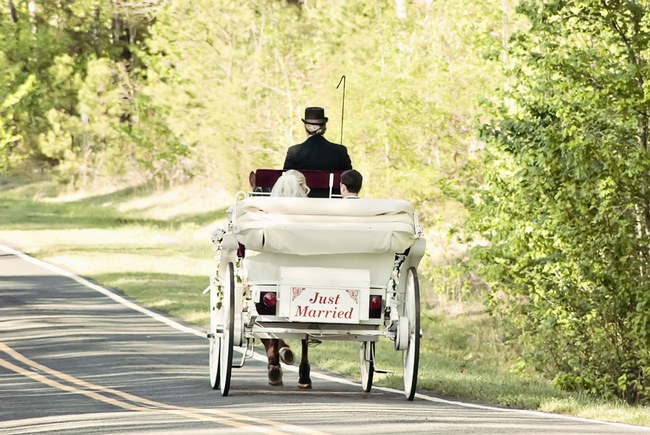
[373,368,394,374]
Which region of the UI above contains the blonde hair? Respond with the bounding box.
[270,170,310,197]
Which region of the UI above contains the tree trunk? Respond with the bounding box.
[9,0,17,23]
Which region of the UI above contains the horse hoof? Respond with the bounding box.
[279,347,295,365]
[268,365,283,386]
[298,382,312,389]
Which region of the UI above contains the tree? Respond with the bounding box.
[471,0,650,403]
[144,0,509,199]
[0,1,172,184]
[0,72,35,170]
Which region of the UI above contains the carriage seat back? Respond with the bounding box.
[232,197,417,256]
[250,169,344,197]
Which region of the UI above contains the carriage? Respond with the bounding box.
[206,169,426,400]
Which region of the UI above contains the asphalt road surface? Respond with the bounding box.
[1,244,648,435]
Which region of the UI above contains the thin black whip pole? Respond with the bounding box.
[336,75,346,145]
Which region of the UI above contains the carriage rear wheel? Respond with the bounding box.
[403,267,420,401]
[360,341,374,392]
[218,262,235,396]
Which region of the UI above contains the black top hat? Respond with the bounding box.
[302,106,328,125]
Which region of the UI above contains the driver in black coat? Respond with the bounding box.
[283,106,352,171]
[283,107,353,197]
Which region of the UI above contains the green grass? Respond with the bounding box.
[308,319,571,408]
[95,272,210,325]
[1,177,648,427]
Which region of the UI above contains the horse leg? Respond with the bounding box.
[298,339,312,389]
[262,338,283,386]
[278,339,294,365]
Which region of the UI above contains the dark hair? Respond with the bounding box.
[341,169,362,193]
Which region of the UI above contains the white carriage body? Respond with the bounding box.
[222,196,424,341]
[209,193,426,399]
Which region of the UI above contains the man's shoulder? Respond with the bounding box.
[286,142,303,152]
[332,141,350,153]
[317,136,347,149]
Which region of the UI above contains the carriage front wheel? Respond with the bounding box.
[218,262,235,396]
[403,267,420,401]
[209,335,220,389]
[209,269,221,390]
[360,341,374,392]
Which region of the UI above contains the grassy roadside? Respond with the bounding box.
[1,178,648,427]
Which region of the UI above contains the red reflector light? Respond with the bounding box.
[263,292,277,307]
[369,295,383,319]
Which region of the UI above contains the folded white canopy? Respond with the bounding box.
[232,197,417,256]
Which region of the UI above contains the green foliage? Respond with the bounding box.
[470,1,650,403]
[0,71,35,170]
[0,1,183,185]
[141,0,510,203]
[1,0,513,214]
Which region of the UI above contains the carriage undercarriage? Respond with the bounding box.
[207,191,425,400]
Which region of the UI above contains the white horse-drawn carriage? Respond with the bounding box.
[207,169,426,400]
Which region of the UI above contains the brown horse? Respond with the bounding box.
[262,338,311,388]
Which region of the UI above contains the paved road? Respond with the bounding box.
[1,244,648,434]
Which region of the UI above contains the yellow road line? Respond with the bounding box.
[0,357,148,412]
[0,342,327,434]
[0,357,266,430]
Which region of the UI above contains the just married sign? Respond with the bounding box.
[289,287,360,323]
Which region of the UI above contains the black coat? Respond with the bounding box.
[283,134,352,171]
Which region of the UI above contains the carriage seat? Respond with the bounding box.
[232,197,417,256]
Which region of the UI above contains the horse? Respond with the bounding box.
[262,338,311,388]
